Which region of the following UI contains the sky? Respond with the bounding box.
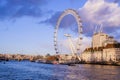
[0,0,120,55]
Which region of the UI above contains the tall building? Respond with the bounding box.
[92,32,108,47]
[80,32,120,63]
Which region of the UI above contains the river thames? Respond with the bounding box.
[0,61,120,80]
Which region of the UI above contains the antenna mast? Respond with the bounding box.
[100,24,103,33]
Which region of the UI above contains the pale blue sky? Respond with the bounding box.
[0,0,120,55]
[0,0,87,55]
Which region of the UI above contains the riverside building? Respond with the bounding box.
[80,32,120,63]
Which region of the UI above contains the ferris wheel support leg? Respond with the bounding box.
[68,37,76,56]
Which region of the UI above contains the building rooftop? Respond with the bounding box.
[105,43,120,49]
[84,43,120,52]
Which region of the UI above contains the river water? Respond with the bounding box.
[0,61,120,80]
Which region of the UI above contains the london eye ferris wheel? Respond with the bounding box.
[54,9,83,58]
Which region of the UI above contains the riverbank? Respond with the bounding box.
[0,53,120,66]
[31,59,120,66]
[1,59,120,66]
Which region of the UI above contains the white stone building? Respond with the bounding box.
[81,32,120,63]
[92,32,108,47]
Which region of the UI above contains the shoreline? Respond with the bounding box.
[1,60,119,66]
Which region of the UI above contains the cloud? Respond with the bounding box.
[58,36,91,53]
[78,0,120,38]
[79,0,120,27]
[106,0,120,3]
[0,0,47,20]
[40,0,120,38]
[40,11,78,31]
[40,11,62,26]
[40,11,93,37]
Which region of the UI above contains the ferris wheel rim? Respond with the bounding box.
[54,9,83,54]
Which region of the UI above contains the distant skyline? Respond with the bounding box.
[0,0,120,55]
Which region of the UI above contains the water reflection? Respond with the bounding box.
[0,61,120,80]
[53,64,120,80]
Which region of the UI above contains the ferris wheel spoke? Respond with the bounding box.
[54,9,83,61]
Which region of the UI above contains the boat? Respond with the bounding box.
[68,64,76,66]
[52,61,59,64]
